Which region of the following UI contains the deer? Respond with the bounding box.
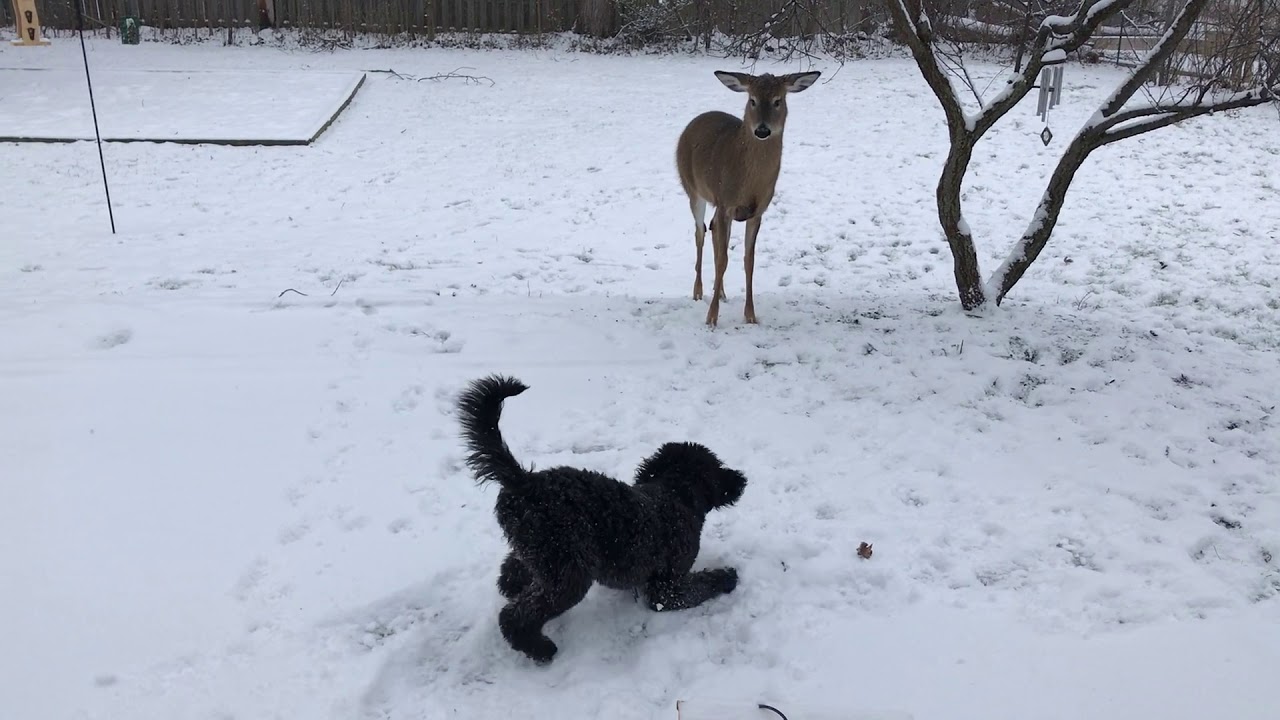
[675,69,821,327]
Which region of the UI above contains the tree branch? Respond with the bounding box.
[885,0,969,135]
[969,0,1134,136]
[1091,87,1202,131]
[368,67,495,86]
[1043,0,1130,51]
[1096,0,1210,117]
[985,129,1102,305]
[1084,0,1277,140]
[1099,88,1276,144]
[936,40,986,109]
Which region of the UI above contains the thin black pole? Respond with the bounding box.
[73,0,116,234]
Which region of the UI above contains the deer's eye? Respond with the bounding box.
[773,98,782,107]
[749,98,757,107]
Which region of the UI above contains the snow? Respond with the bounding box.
[677,700,913,719]
[0,68,363,142]
[2,32,1280,720]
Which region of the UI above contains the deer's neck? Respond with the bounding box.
[738,125,784,167]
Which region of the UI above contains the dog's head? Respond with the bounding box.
[634,442,747,513]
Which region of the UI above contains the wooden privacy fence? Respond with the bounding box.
[4,0,882,36]
[2,0,586,34]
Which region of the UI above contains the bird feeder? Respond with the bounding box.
[11,0,51,45]
[119,0,141,44]
[119,15,141,44]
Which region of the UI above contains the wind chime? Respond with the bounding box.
[1036,49,1068,145]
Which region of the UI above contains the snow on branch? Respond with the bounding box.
[1042,0,1134,52]
[1098,88,1275,144]
[1041,0,1126,34]
[1092,85,1273,132]
[889,0,920,36]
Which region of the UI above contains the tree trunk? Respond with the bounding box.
[937,133,986,309]
[577,0,618,37]
[988,131,1098,304]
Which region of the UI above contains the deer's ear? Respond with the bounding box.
[714,71,753,92]
[783,71,821,93]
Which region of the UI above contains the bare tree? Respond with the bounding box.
[886,0,1279,310]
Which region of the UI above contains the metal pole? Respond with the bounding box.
[73,0,117,234]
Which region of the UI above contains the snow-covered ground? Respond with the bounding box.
[0,67,363,142]
[1,32,1278,720]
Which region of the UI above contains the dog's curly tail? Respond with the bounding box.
[457,374,529,487]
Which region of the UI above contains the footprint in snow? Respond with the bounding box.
[278,520,311,545]
[149,277,197,291]
[394,385,425,412]
[94,329,133,350]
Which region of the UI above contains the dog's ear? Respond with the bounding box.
[714,467,747,508]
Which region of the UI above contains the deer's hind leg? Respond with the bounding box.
[690,196,707,301]
[706,206,732,327]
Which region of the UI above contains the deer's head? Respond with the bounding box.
[713,70,821,140]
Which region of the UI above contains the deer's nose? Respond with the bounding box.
[754,125,772,139]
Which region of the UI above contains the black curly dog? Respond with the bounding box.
[457,375,748,664]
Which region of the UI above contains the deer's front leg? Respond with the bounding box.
[743,216,761,324]
[706,217,727,301]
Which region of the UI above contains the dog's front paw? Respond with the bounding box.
[524,636,558,665]
[711,567,738,594]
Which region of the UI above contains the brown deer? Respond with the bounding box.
[676,70,821,326]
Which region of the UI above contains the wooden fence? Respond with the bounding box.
[2,0,587,34]
[5,0,886,37]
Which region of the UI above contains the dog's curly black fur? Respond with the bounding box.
[456,374,748,664]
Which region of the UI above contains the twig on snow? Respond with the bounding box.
[368,67,495,87]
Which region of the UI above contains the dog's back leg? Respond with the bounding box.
[497,553,533,599]
[498,571,591,664]
[645,568,738,612]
